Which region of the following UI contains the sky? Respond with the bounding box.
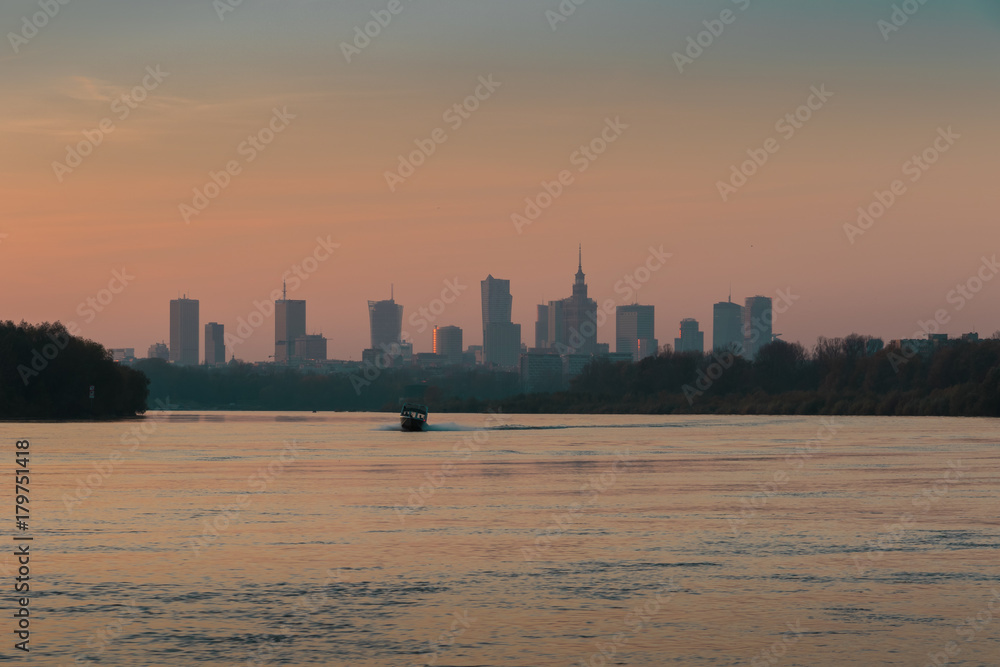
[2,0,999,362]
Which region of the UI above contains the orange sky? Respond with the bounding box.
[2,1,999,361]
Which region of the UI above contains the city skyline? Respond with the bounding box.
[3,2,999,362]
[23,250,999,365]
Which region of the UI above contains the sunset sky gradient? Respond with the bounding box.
[2,0,999,361]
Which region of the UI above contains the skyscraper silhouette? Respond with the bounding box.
[275,282,306,363]
[616,304,657,361]
[481,275,520,369]
[205,322,225,366]
[369,289,403,351]
[674,318,704,354]
[713,297,744,354]
[169,296,199,366]
[743,296,773,359]
[539,247,598,355]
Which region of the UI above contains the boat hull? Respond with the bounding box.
[400,417,425,432]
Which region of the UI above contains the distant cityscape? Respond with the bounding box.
[113,247,984,394]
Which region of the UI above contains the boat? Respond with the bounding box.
[399,404,428,432]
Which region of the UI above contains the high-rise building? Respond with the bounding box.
[169,296,199,366]
[481,275,521,369]
[534,304,549,349]
[433,326,464,365]
[484,322,521,368]
[743,296,773,359]
[275,283,306,363]
[616,305,657,361]
[147,342,169,360]
[713,299,744,354]
[537,247,598,355]
[205,322,225,366]
[674,318,704,354]
[293,334,327,361]
[368,291,403,352]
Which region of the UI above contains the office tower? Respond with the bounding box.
[484,322,521,368]
[368,290,404,351]
[481,275,521,369]
[713,299,744,354]
[433,326,464,365]
[205,323,225,366]
[147,342,169,360]
[275,283,306,363]
[542,247,599,355]
[169,296,199,366]
[616,304,657,361]
[743,296,773,359]
[293,334,327,361]
[535,304,549,350]
[674,318,704,354]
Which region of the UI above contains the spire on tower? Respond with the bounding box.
[578,244,582,271]
[282,280,287,300]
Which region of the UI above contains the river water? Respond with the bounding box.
[9,413,1000,665]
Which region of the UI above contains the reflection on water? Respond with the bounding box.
[17,414,1000,665]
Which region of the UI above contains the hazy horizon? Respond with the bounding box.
[3,0,999,361]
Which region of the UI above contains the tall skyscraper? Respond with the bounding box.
[368,290,403,351]
[534,304,549,350]
[537,247,599,355]
[481,275,521,368]
[616,305,657,361]
[713,299,744,354]
[275,282,306,363]
[674,318,705,354]
[205,322,225,366]
[169,296,199,366]
[433,325,464,365]
[743,296,773,359]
